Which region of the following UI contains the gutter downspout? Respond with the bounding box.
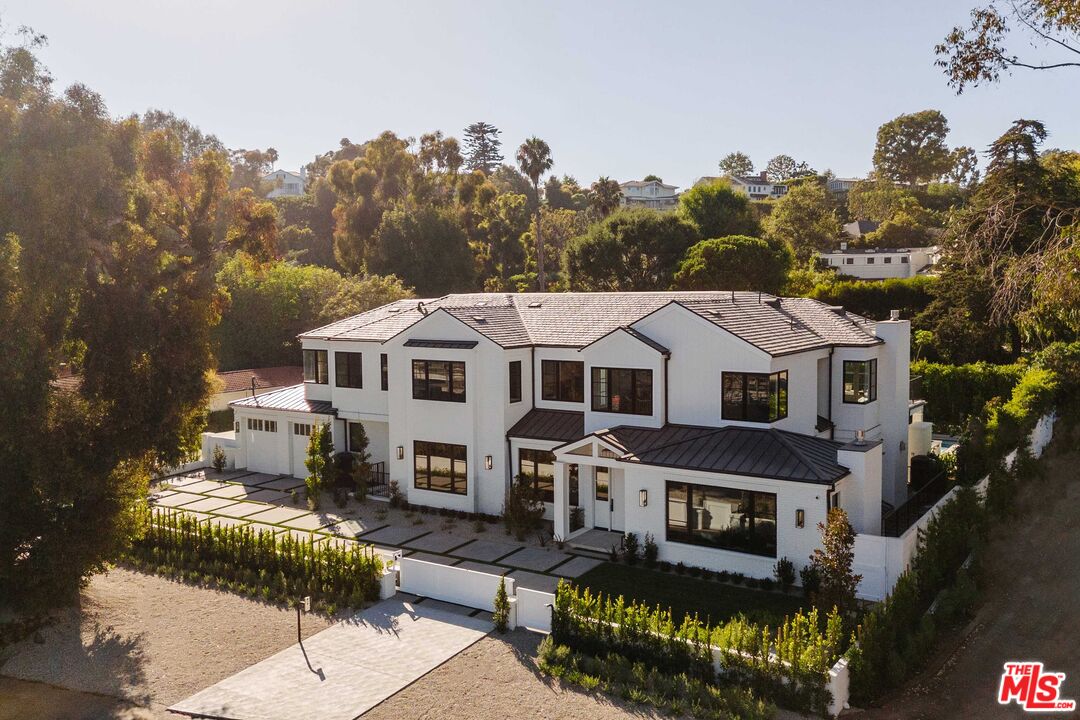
[827,347,835,441]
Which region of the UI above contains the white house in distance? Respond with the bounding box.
[263,169,306,198]
[821,244,941,280]
[695,172,787,201]
[619,179,680,210]
[220,292,929,597]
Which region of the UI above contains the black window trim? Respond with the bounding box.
[590,366,654,416]
[411,359,467,403]
[518,448,555,503]
[721,370,788,422]
[413,440,468,495]
[303,348,328,385]
[509,360,522,404]
[541,359,585,403]
[335,351,363,389]
[380,353,388,391]
[664,480,778,558]
[842,358,878,405]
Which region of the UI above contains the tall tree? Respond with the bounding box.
[677,179,759,240]
[516,137,554,290]
[936,1,1080,93]
[718,151,754,176]
[589,176,623,217]
[947,145,981,187]
[673,236,792,293]
[368,205,475,296]
[141,109,225,164]
[230,147,279,196]
[463,121,503,174]
[810,508,862,617]
[873,110,953,186]
[563,208,698,291]
[764,154,814,182]
[765,181,842,263]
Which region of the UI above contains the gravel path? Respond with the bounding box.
[0,567,332,719]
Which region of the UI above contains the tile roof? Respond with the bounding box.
[299,292,880,356]
[216,366,303,394]
[589,424,848,485]
[508,409,585,443]
[230,384,336,415]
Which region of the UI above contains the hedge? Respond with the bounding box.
[806,276,936,321]
[910,360,1025,432]
[126,506,384,612]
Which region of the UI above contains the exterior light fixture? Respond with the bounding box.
[796,509,805,528]
[484,455,493,470]
[396,445,404,460]
[639,488,648,507]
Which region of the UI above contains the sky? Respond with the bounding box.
[7,0,1080,189]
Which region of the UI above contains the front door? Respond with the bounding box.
[592,467,624,531]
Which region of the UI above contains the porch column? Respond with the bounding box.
[553,460,570,540]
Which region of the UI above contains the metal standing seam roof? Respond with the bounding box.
[583,424,848,485]
[298,292,880,356]
[507,409,585,443]
[230,384,337,415]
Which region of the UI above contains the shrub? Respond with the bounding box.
[493,577,510,633]
[502,476,544,540]
[910,360,1025,433]
[774,557,796,593]
[290,489,300,506]
[807,275,936,322]
[642,532,659,568]
[799,565,820,597]
[809,508,860,617]
[332,486,348,509]
[211,445,227,474]
[659,561,672,573]
[675,562,686,575]
[305,476,321,511]
[387,480,406,508]
[622,532,640,565]
[332,451,356,488]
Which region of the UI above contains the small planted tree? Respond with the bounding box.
[809,508,862,616]
[347,422,371,501]
[493,577,510,633]
[502,476,544,540]
[774,557,796,593]
[211,445,227,474]
[304,422,333,510]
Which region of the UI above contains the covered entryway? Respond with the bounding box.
[591,467,625,532]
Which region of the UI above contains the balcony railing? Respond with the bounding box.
[910,374,924,403]
[880,470,949,537]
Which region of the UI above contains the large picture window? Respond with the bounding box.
[412,360,466,402]
[721,371,787,422]
[414,441,467,494]
[591,367,653,415]
[843,359,877,404]
[303,349,328,384]
[519,448,555,503]
[509,360,522,403]
[541,360,584,403]
[666,481,777,557]
[335,351,363,388]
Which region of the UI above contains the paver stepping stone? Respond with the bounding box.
[180,497,241,513]
[552,555,605,578]
[320,518,368,538]
[205,516,251,529]
[450,539,523,563]
[407,552,459,566]
[204,484,255,499]
[242,506,311,525]
[243,488,293,504]
[178,479,234,495]
[212,501,274,519]
[280,529,328,544]
[281,513,342,532]
[253,476,305,491]
[454,560,509,575]
[358,525,430,546]
[403,531,471,554]
[506,569,560,593]
[498,546,573,573]
[150,489,179,499]
[246,522,285,536]
[152,492,205,508]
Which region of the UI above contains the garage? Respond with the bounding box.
[290,420,314,478]
[242,415,283,474]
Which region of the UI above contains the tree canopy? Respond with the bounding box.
[677,179,759,240]
[718,151,754,176]
[463,121,503,173]
[765,181,842,263]
[873,110,952,186]
[673,235,792,293]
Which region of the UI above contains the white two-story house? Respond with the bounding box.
[619,180,680,210]
[228,292,913,582]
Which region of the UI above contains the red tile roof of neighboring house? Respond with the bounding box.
[216,366,303,394]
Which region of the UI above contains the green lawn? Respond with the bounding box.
[573,562,807,627]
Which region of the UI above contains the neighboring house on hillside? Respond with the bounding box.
[263,169,306,198]
[212,291,935,599]
[619,179,680,209]
[697,172,787,200]
[820,244,941,280]
[212,366,304,412]
[842,220,880,241]
[827,177,861,196]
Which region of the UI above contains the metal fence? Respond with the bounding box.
[880,470,949,537]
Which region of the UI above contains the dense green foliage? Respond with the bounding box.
[808,276,936,321]
[127,507,384,612]
[909,360,1025,432]
[765,181,841,264]
[677,180,759,240]
[674,236,791,293]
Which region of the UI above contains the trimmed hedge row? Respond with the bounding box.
[126,506,384,612]
[910,360,1025,432]
[807,276,936,321]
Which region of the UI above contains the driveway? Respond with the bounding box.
[169,597,491,720]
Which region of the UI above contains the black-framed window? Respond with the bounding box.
[293,423,312,436]
[335,351,363,389]
[843,359,877,404]
[721,371,788,422]
[347,422,366,452]
[247,418,278,433]
[591,367,653,415]
[380,353,388,391]
[414,441,467,495]
[509,360,522,403]
[519,448,555,503]
[303,349,328,384]
[541,360,584,403]
[666,481,777,557]
[412,360,466,402]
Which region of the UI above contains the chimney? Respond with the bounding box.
[890,309,900,321]
[840,241,848,251]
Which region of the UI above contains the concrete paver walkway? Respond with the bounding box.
[169,598,490,720]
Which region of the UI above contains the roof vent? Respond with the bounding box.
[472,315,487,323]
[387,307,400,313]
[527,301,542,308]
[764,297,781,309]
[827,305,846,316]
[890,309,900,320]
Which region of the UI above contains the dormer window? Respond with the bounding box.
[591,367,653,415]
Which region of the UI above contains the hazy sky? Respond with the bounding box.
[8,0,1080,189]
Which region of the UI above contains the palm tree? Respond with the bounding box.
[516,137,554,290]
[590,176,623,218]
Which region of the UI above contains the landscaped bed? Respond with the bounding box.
[573,562,807,627]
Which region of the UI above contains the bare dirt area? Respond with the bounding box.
[863,425,1080,719]
[0,567,332,719]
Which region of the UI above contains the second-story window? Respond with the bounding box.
[541,360,584,403]
[721,371,788,422]
[335,352,362,388]
[509,360,522,403]
[303,349,328,384]
[843,359,877,404]
[380,353,388,391]
[412,359,466,402]
[591,367,653,415]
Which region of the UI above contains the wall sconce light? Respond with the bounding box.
[795,509,805,528]
[396,446,404,460]
[639,488,648,507]
[484,455,493,470]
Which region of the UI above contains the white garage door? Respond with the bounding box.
[244,417,281,474]
[291,422,313,479]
